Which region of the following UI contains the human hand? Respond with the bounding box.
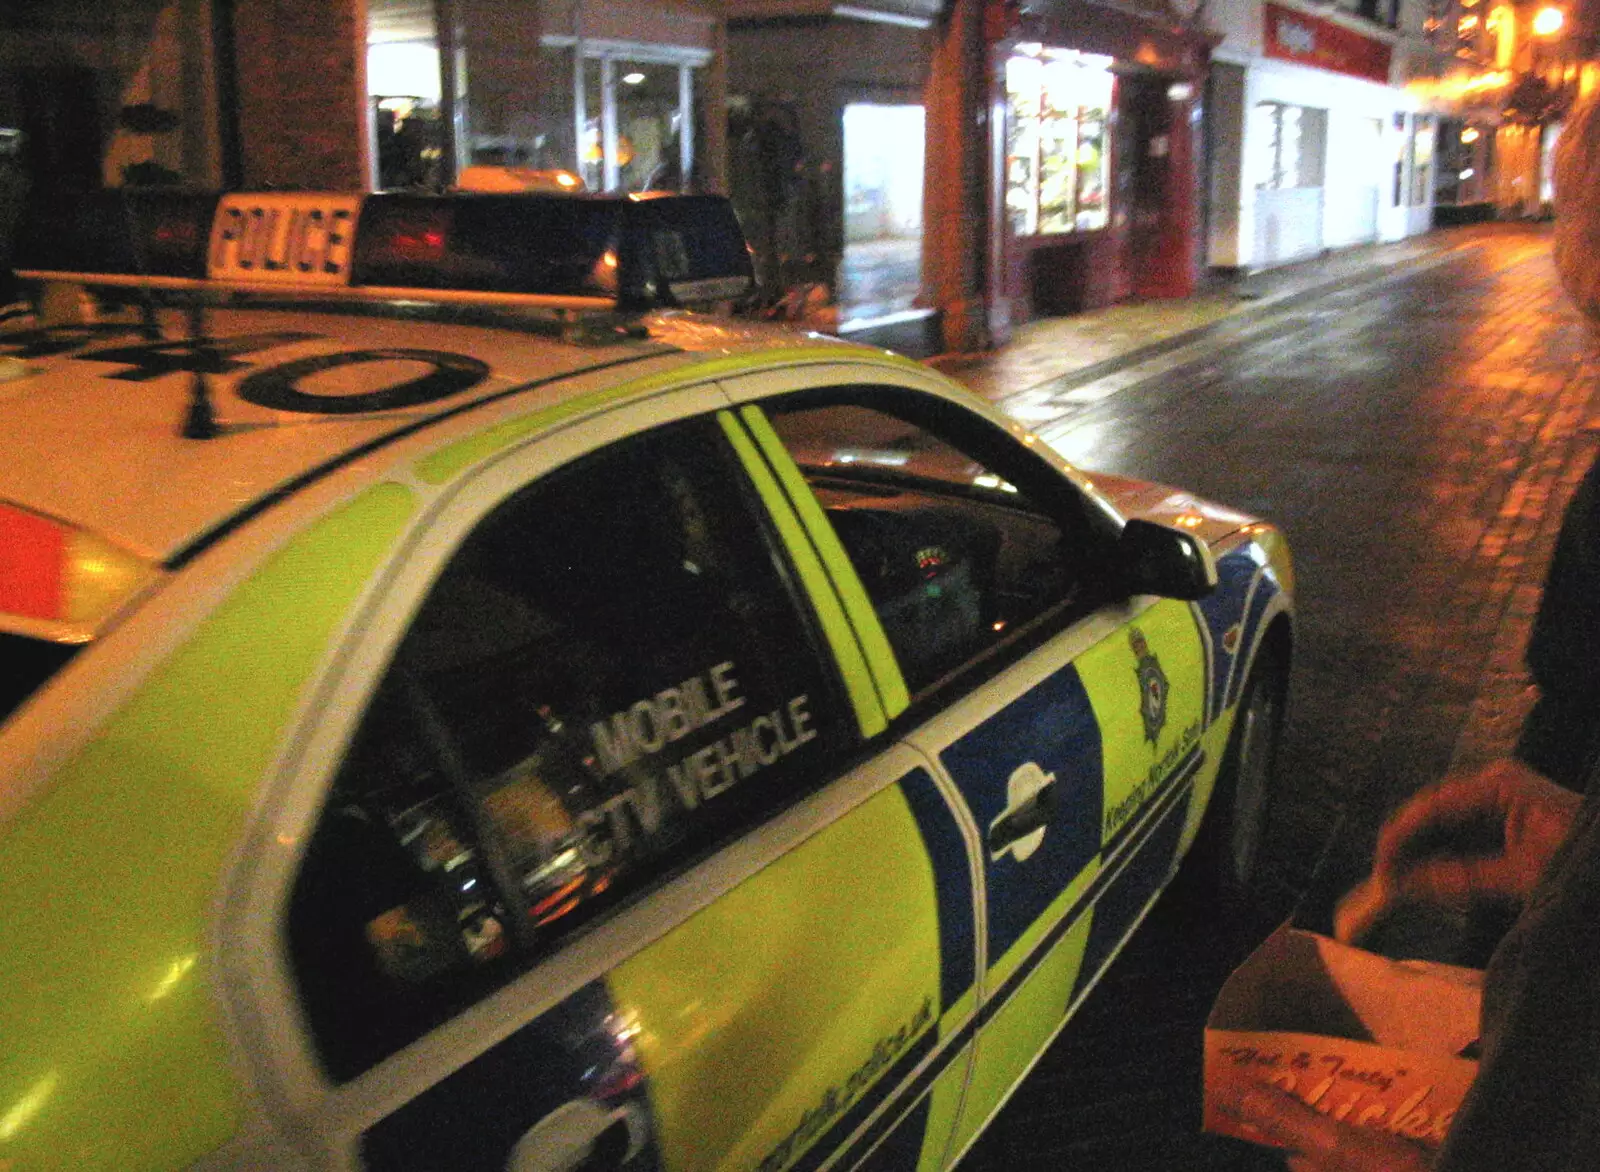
[1215,1080,1436,1172]
[1335,758,1581,943]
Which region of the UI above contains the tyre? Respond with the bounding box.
[1190,644,1285,899]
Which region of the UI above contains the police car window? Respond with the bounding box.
[289,416,847,1081]
[764,391,1102,695]
[0,635,78,725]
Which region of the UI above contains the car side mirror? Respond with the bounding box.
[1114,518,1218,601]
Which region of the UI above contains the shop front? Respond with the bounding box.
[1433,117,1496,220]
[366,0,724,196]
[724,5,937,334]
[1206,1,1444,272]
[986,2,1213,331]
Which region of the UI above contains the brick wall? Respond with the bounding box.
[232,0,367,190]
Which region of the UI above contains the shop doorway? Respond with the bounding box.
[1251,100,1327,266]
[840,103,924,326]
[367,6,445,191]
[1119,75,1172,300]
[1326,115,1381,246]
[580,54,700,194]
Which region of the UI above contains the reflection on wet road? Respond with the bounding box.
[962,226,1592,1169]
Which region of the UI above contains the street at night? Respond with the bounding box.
[9,0,1600,1161]
[961,222,1593,1168]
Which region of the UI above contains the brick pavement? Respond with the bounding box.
[1279,230,1600,897]
[932,228,1482,409]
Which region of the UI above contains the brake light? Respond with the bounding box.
[0,504,156,638]
[0,506,62,621]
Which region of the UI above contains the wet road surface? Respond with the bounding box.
[959,224,1596,1169]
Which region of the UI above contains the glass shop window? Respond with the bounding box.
[1250,101,1328,190]
[761,390,1111,696]
[1,2,224,207]
[367,0,447,189]
[365,0,705,193]
[1410,116,1436,206]
[1004,45,1113,236]
[288,417,847,1080]
[579,52,703,194]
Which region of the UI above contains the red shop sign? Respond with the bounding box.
[1263,3,1393,84]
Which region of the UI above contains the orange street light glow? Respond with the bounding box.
[1533,6,1565,36]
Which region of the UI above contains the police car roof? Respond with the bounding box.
[0,301,857,568]
[0,187,852,568]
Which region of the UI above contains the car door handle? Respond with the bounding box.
[988,768,1057,859]
[508,1099,646,1172]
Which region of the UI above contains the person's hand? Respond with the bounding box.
[1215,1080,1436,1172]
[1335,758,1582,943]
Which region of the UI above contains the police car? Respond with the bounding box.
[0,189,1293,1172]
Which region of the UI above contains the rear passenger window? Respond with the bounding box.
[762,391,1108,694]
[289,416,848,1080]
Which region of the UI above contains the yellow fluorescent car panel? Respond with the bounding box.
[0,190,1292,1172]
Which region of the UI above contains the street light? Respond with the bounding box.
[1533,5,1564,37]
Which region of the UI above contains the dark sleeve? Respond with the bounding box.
[1435,790,1600,1170]
[1516,452,1600,790]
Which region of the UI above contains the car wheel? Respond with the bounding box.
[1193,645,1284,899]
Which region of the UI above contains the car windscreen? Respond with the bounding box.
[2,634,79,725]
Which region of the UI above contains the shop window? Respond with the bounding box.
[578,52,702,194]
[373,95,446,190]
[760,390,1111,696]
[365,0,705,193]
[1004,45,1113,236]
[289,417,848,1080]
[368,0,447,189]
[1438,122,1485,205]
[840,103,925,324]
[1540,120,1561,205]
[1393,112,1408,205]
[1250,102,1327,190]
[1410,116,1436,206]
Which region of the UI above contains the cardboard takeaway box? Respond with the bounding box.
[1203,924,1483,1150]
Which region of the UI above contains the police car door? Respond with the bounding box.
[718,367,1208,1162]
[230,391,973,1172]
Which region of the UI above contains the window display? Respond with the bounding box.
[1005,46,1113,237]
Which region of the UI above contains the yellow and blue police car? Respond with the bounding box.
[0,189,1293,1172]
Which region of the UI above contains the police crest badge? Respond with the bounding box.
[1129,627,1169,744]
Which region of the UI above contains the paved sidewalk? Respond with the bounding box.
[930,223,1519,412]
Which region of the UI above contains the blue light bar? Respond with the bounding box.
[10,190,755,311]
